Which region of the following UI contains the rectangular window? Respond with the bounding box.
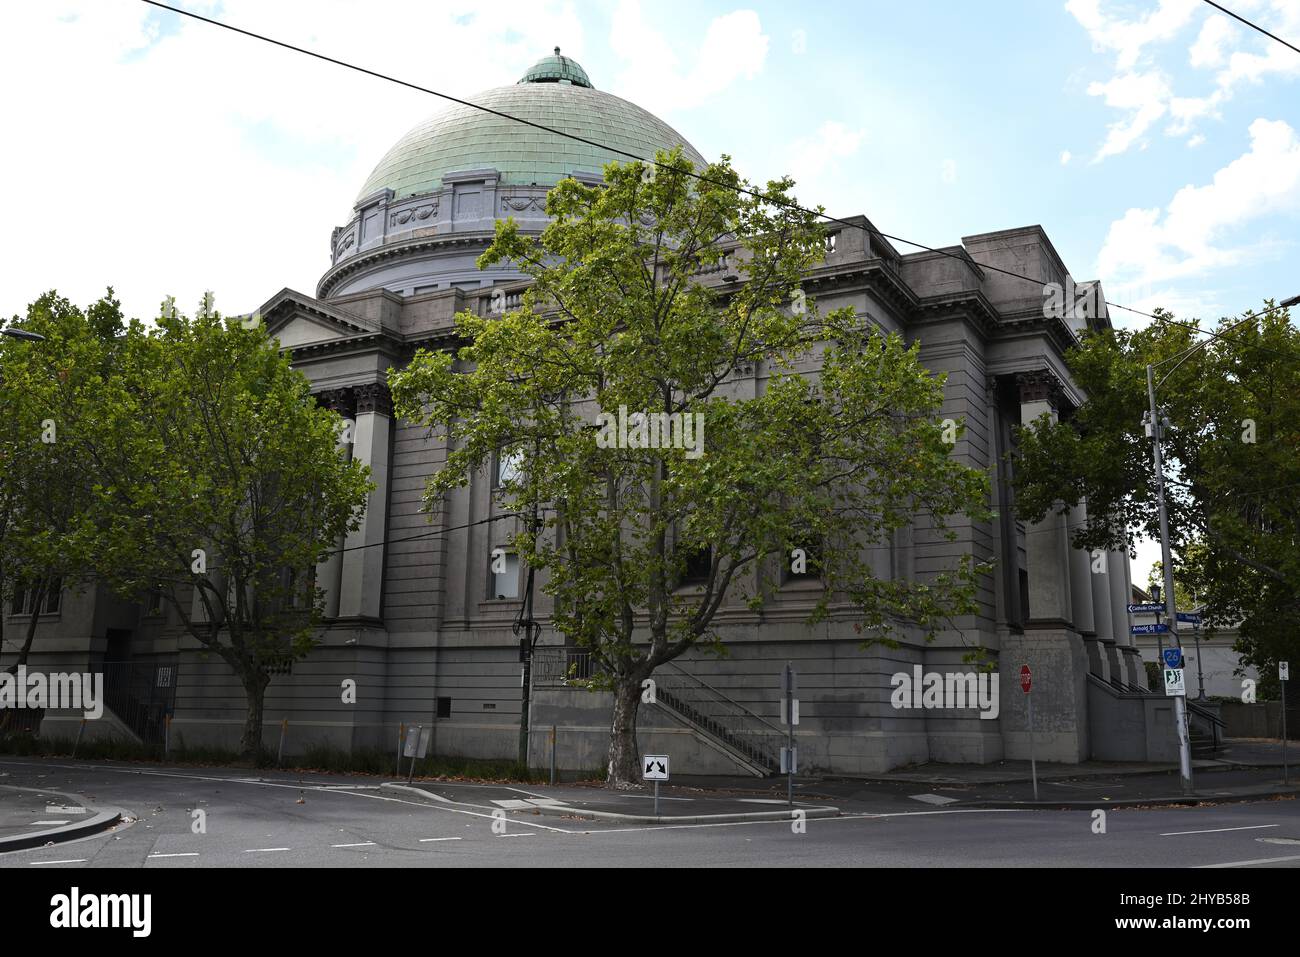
[785,536,824,582]
[495,447,522,488]
[146,587,164,617]
[9,578,60,616]
[491,550,520,600]
[679,545,712,585]
[436,697,452,719]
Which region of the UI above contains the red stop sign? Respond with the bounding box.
[1020,665,1032,693]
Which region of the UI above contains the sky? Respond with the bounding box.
[1,0,1298,576]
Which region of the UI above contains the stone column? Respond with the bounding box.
[1019,375,1072,625]
[338,383,392,620]
[999,371,1089,763]
[1068,501,1108,681]
[315,388,356,619]
[1089,537,1123,682]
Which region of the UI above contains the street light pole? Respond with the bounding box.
[2,328,45,342]
[1145,363,1194,794]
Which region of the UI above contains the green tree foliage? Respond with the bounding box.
[77,303,373,759]
[1014,304,1299,689]
[391,151,990,785]
[3,292,372,758]
[0,291,121,674]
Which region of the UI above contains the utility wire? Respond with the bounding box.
[1201,0,1300,56]
[138,0,1293,350]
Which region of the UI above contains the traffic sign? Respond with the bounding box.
[780,746,798,774]
[1162,648,1184,669]
[781,698,800,726]
[1020,665,1032,693]
[1131,623,1169,635]
[642,755,669,780]
[1128,602,1163,614]
[1163,668,1186,697]
[403,725,431,759]
[1176,612,1202,625]
[1282,662,1290,681]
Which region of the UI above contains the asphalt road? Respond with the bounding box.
[0,757,1296,868]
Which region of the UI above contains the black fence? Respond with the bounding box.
[100,659,178,745]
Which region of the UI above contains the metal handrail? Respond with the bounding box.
[660,662,785,735]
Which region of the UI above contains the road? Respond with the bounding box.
[0,757,1296,868]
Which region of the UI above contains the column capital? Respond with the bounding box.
[316,387,356,418]
[1015,369,1064,408]
[354,382,393,416]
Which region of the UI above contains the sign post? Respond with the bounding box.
[1021,665,1037,802]
[403,724,430,783]
[642,754,669,815]
[1282,662,1290,785]
[781,664,798,808]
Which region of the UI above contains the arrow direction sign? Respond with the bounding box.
[642,754,669,781]
[1128,602,1164,614]
[1131,623,1170,635]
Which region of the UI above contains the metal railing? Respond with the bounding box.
[532,648,600,688]
[100,659,178,745]
[654,662,783,773]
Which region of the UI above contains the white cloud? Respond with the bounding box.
[940,159,957,184]
[0,0,589,321]
[1071,0,1300,158]
[1097,118,1300,287]
[1060,149,1073,165]
[1066,0,1199,71]
[1187,133,1206,147]
[1087,70,1172,159]
[610,2,768,117]
[783,121,866,200]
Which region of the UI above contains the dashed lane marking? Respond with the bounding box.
[1161,824,1280,836]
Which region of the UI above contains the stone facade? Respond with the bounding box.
[2,53,1174,774]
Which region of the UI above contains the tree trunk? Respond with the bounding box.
[3,581,45,676]
[606,675,643,788]
[238,668,271,764]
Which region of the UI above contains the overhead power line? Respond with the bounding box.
[138,0,1294,354]
[1201,0,1300,56]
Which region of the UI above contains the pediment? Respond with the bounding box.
[254,288,378,348]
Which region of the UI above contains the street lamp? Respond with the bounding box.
[2,328,45,342]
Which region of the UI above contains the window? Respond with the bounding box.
[679,545,712,585]
[146,587,164,617]
[786,534,825,583]
[491,550,520,600]
[10,578,61,616]
[495,446,523,488]
[436,697,452,719]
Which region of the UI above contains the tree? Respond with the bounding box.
[77,303,372,760]
[0,292,120,676]
[390,150,990,786]
[1013,303,1300,690]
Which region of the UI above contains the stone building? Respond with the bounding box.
[6,50,1187,773]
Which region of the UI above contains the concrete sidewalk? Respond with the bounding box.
[0,784,123,852]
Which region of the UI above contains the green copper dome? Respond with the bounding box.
[519,47,594,88]
[355,52,705,203]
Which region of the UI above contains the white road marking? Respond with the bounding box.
[418,837,463,843]
[490,799,535,809]
[244,847,290,853]
[45,806,87,815]
[26,820,70,826]
[147,852,199,858]
[909,793,959,806]
[1161,824,1279,836]
[29,859,87,865]
[1200,854,1300,868]
[498,833,535,838]
[331,842,376,848]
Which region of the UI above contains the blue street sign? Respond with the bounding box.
[1127,602,1163,614]
[1131,623,1170,635]
[1162,648,1184,668]
[1176,612,1202,625]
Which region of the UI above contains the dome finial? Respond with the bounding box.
[554,46,561,56]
